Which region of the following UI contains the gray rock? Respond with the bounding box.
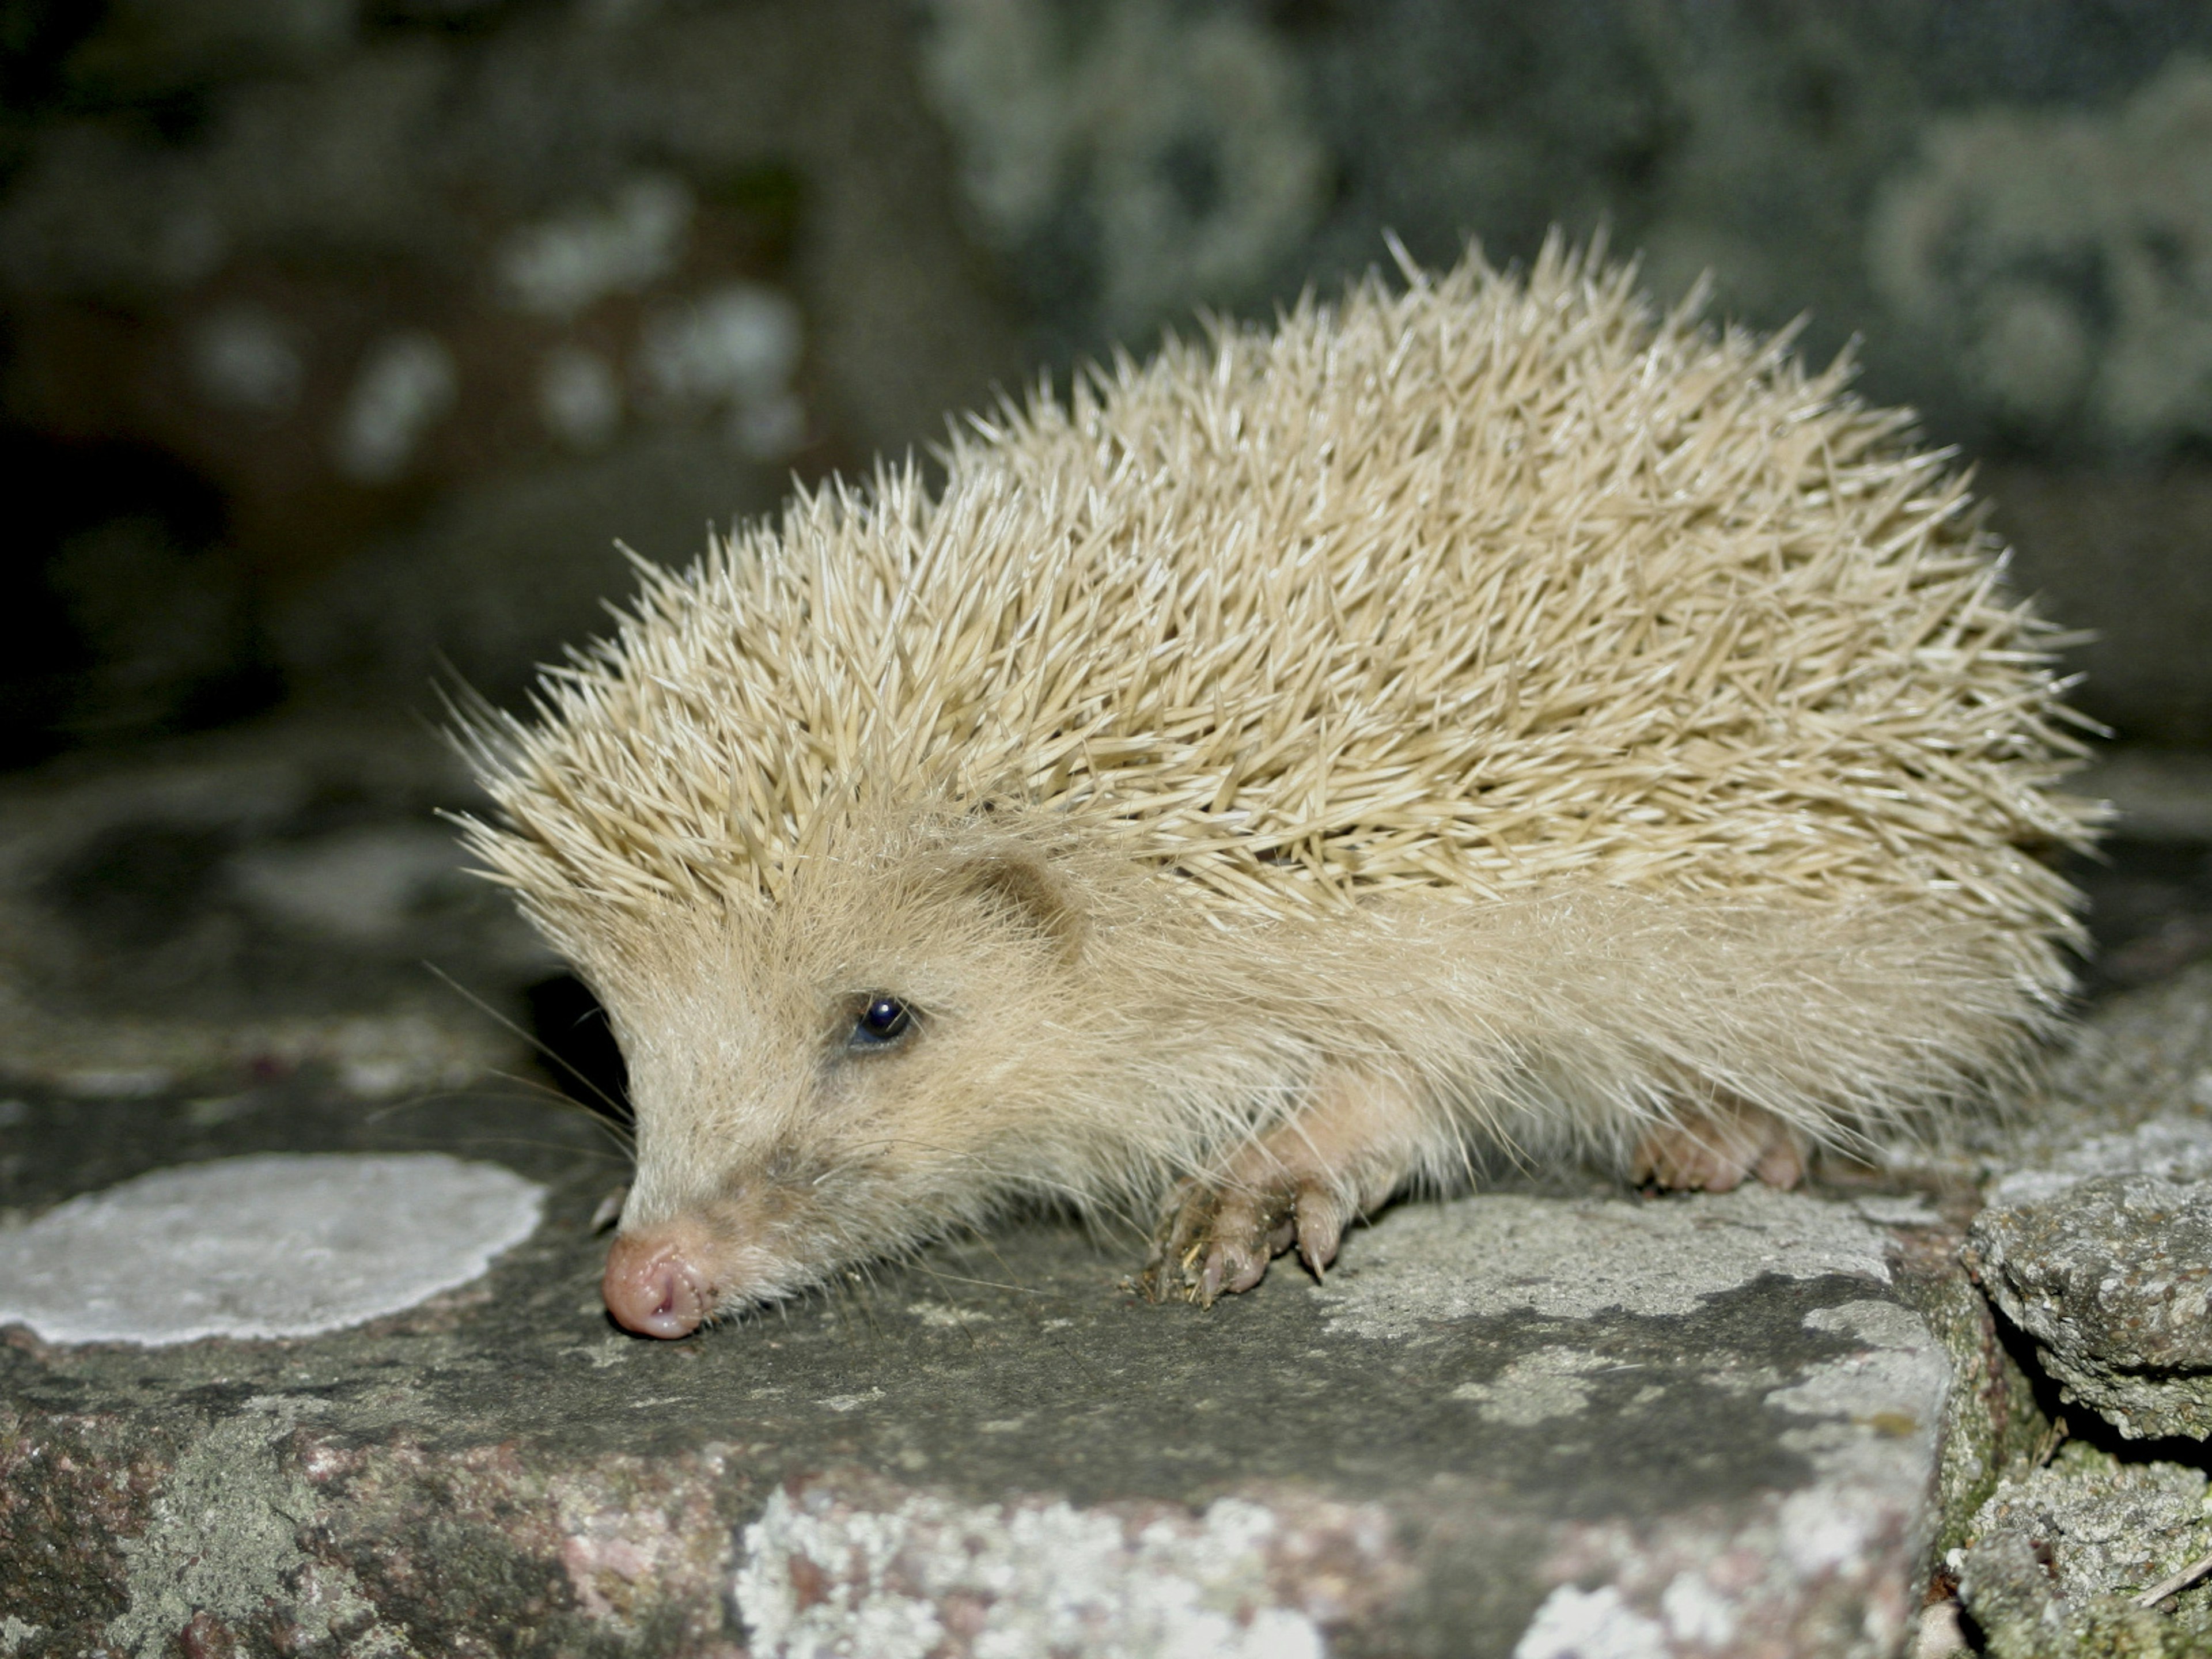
[1868,60,2212,453]
[1957,961,2212,1181]
[0,1073,1991,1657]
[1956,967,2212,1442]
[2051,964,2212,1129]
[1955,1444,2212,1658]
[0,0,1028,735]
[1969,1175,2212,1441]
[911,1,2212,744]
[267,428,788,708]
[1954,1529,2179,1659]
[1987,467,2212,750]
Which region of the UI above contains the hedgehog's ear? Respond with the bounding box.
[955,850,1086,962]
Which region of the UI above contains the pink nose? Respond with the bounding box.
[602,1233,713,1338]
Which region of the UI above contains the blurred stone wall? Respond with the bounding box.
[0,0,1028,762]
[5,0,2212,762]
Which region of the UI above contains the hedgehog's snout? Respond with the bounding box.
[603,1228,716,1338]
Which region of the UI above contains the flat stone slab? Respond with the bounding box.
[0,1078,1987,1658]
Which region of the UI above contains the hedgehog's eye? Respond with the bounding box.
[849,995,915,1048]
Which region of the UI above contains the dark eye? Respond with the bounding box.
[849,995,914,1048]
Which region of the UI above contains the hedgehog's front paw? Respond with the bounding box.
[1142,1166,1359,1306]
[1631,1102,1805,1193]
[1141,1067,1426,1306]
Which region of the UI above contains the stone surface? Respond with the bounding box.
[906,2,2212,743]
[1955,1443,2212,1659]
[1923,963,2212,1655]
[0,1073,1991,1658]
[1971,1175,2212,1441]
[1953,965,2212,1446]
[733,1479,1386,1659]
[2063,751,2212,994]
[0,1152,543,1345]
[1958,961,2212,1179]
[0,0,1027,749]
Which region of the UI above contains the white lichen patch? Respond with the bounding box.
[918,0,1325,335]
[332,331,456,483]
[906,1299,994,1328]
[1871,58,2212,446]
[0,1153,543,1344]
[1495,1299,1945,1659]
[735,1487,1325,1659]
[498,174,693,320]
[1854,1194,1940,1227]
[1513,1584,1667,1659]
[1315,1187,1889,1339]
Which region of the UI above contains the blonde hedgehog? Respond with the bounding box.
[460,238,2100,1338]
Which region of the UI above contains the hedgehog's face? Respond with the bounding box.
[594,828,1104,1336]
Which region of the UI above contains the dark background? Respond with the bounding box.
[7,0,2212,761]
[1,0,2209,1105]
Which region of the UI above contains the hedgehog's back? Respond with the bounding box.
[468,241,2097,951]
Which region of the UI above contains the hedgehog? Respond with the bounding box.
[459,237,2100,1339]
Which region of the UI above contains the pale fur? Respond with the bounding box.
[460,238,2101,1308]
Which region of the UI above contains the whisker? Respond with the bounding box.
[913,1268,1046,1296]
[421,960,634,1131]
[372,1069,635,1156]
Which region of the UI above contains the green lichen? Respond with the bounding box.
[105,1397,405,1659]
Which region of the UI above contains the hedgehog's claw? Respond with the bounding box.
[1143,1168,1363,1304]
[1143,1070,1425,1304]
[1144,1176,1275,1304]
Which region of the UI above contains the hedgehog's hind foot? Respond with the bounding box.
[1139,1067,1426,1306]
[1630,1100,1805,1194]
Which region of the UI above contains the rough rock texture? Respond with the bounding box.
[13,738,2212,1654]
[1969,1176,2212,1442]
[1950,958,2212,1455]
[1924,962,2212,1654]
[0,1067,2001,1658]
[1955,1444,2212,1659]
[918,0,2212,436]
[1962,960,2212,1177]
